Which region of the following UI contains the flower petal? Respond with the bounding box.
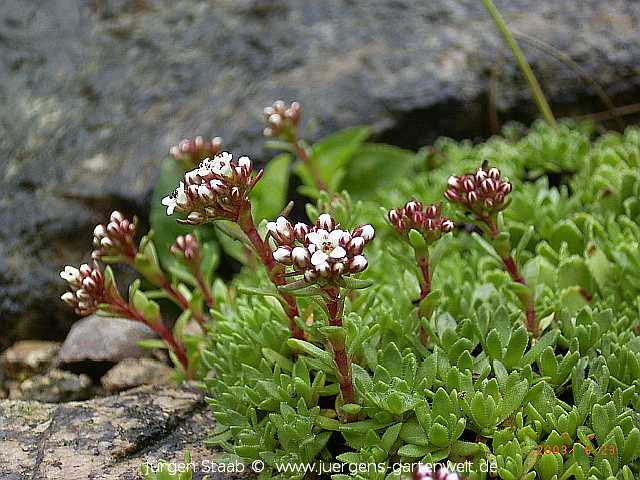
[329,246,346,259]
[328,229,344,245]
[311,250,328,266]
[306,231,321,246]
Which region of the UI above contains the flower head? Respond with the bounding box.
[263,100,302,138]
[60,262,106,316]
[171,234,201,264]
[388,201,454,243]
[269,213,374,283]
[162,152,261,225]
[92,211,138,262]
[169,136,223,169]
[445,163,512,216]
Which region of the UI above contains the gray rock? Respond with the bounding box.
[58,314,157,365]
[101,357,174,392]
[8,368,93,403]
[1,0,640,349]
[0,385,242,480]
[1,340,61,379]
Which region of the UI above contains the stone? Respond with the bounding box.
[101,357,174,392]
[0,340,61,379]
[58,315,157,366]
[1,0,640,349]
[0,385,247,480]
[9,369,93,403]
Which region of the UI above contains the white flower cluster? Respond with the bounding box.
[268,213,374,283]
[162,152,258,224]
[60,263,105,315]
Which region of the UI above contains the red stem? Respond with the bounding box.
[292,141,328,192]
[416,254,431,347]
[486,220,538,336]
[325,288,355,410]
[238,206,305,340]
[110,297,189,372]
[160,279,208,326]
[195,270,215,309]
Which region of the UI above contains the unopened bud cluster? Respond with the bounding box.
[388,201,454,242]
[170,136,223,169]
[444,165,512,215]
[162,152,260,225]
[263,100,302,138]
[269,213,374,283]
[92,211,138,261]
[60,263,106,315]
[171,234,201,264]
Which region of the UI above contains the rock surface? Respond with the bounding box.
[58,315,158,367]
[8,368,93,403]
[0,385,238,480]
[0,340,61,379]
[101,357,174,392]
[1,0,640,348]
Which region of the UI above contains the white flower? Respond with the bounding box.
[162,182,187,215]
[307,229,347,266]
[198,152,233,177]
[60,266,81,286]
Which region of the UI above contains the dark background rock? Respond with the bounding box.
[1,0,639,349]
[0,385,243,480]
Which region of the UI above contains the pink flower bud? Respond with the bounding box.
[291,247,310,268]
[347,236,365,256]
[294,223,309,241]
[499,181,512,194]
[388,209,401,223]
[461,176,475,192]
[353,224,374,242]
[467,191,478,203]
[316,213,335,231]
[349,256,368,273]
[332,262,345,274]
[405,200,422,215]
[425,204,439,218]
[447,176,460,189]
[481,178,496,193]
[444,189,459,202]
[488,167,501,180]
[442,219,455,232]
[273,246,293,264]
[316,261,332,277]
[475,169,487,183]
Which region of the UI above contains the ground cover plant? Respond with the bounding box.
[60,101,640,479]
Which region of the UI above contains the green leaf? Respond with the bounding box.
[504,327,528,369]
[287,339,334,366]
[250,154,291,223]
[341,143,416,199]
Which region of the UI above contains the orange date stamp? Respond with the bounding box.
[534,444,617,458]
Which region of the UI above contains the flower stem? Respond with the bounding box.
[237,205,305,340]
[414,251,431,346]
[160,279,208,326]
[324,287,355,414]
[110,296,189,372]
[486,220,538,336]
[292,140,328,192]
[194,270,215,309]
